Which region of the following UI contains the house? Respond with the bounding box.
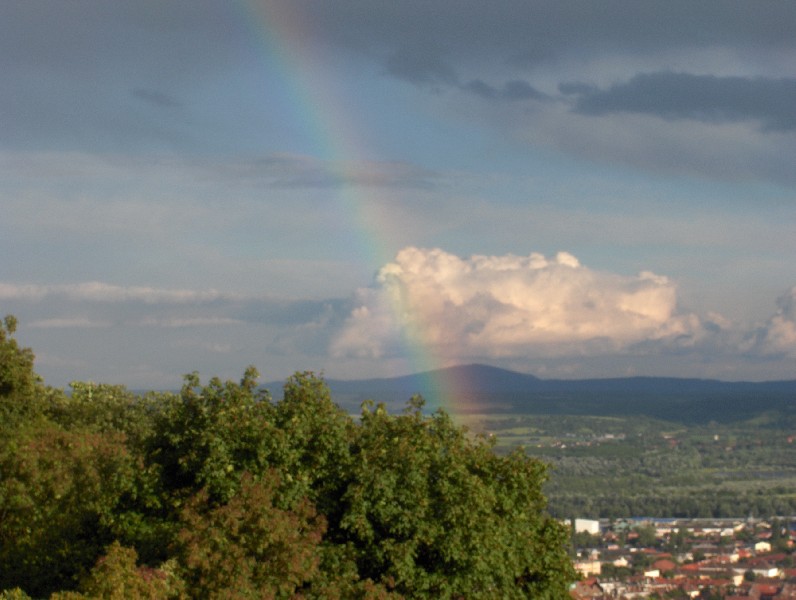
[612,556,629,568]
[643,568,661,578]
[747,563,781,578]
[755,540,773,554]
[573,559,601,577]
[569,578,604,599]
[748,582,782,598]
[652,558,677,574]
[772,582,796,599]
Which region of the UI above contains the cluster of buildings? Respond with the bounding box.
[569,517,796,599]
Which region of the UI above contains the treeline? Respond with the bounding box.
[548,489,796,520]
[522,418,796,520]
[0,317,574,599]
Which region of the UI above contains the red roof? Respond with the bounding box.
[751,582,780,596]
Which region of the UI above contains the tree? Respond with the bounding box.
[0,315,43,421]
[176,472,326,599]
[633,524,658,548]
[146,368,276,505]
[51,541,184,600]
[272,371,354,516]
[47,382,146,438]
[0,359,576,598]
[336,397,575,598]
[0,427,139,596]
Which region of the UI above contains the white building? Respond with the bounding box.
[574,518,601,535]
[754,540,772,553]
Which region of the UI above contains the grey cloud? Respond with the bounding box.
[558,82,598,96]
[744,287,796,358]
[384,47,548,104]
[502,80,546,101]
[385,47,549,104]
[233,298,352,327]
[463,79,547,102]
[777,289,796,320]
[2,280,352,372]
[131,89,182,109]
[568,72,796,132]
[384,49,458,86]
[280,1,796,68]
[0,280,349,328]
[461,80,495,99]
[4,0,794,160]
[0,0,243,152]
[8,1,792,95]
[0,0,242,73]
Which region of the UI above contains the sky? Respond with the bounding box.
[1,0,795,389]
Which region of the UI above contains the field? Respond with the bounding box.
[458,411,796,519]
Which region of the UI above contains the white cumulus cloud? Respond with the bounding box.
[332,247,700,360]
[749,286,796,357]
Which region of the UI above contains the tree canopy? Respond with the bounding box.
[0,317,575,598]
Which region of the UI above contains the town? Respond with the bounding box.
[569,516,796,599]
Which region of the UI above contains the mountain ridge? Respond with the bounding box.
[266,363,796,423]
[312,362,796,392]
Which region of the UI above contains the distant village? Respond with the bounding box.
[569,516,796,599]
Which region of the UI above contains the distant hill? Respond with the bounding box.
[266,364,796,424]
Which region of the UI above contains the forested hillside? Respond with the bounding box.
[0,317,574,599]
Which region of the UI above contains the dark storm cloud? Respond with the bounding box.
[2,0,794,182]
[569,73,796,132]
[288,0,796,67]
[6,1,792,86]
[4,1,793,133]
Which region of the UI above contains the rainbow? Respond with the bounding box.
[236,1,480,414]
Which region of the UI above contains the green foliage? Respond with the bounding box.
[337,398,575,598]
[571,530,602,550]
[477,413,796,518]
[142,372,574,597]
[0,590,32,600]
[146,368,275,505]
[46,382,150,440]
[51,541,184,600]
[0,315,44,422]
[273,371,354,513]
[176,472,325,599]
[632,524,658,548]
[0,426,139,596]
[0,330,576,599]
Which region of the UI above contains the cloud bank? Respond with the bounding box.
[332,247,704,361]
[3,251,794,387]
[566,73,796,132]
[332,247,796,377]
